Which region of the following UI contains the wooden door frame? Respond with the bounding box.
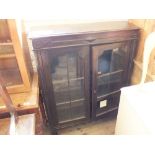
[36,45,90,131]
[91,41,132,120]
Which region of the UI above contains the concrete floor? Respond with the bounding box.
[41,115,117,135]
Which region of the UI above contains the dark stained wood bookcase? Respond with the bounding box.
[29,21,139,134]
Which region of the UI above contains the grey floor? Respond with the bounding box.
[42,115,117,135]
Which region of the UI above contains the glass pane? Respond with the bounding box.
[69,78,84,101]
[50,54,69,104]
[98,50,112,74]
[97,74,110,98]
[56,102,71,123]
[51,54,68,81]
[68,51,84,78]
[67,52,77,79]
[97,44,126,99]
[53,82,70,104]
[109,71,123,92]
[71,99,85,119]
[49,48,87,123]
[110,48,125,72]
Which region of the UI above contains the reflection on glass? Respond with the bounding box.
[56,102,71,123]
[49,50,86,123]
[97,45,126,98]
[97,74,110,97]
[53,82,70,104]
[110,48,125,72]
[98,50,112,74]
[69,79,84,101]
[71,99,85,119]
[56,99,85,123]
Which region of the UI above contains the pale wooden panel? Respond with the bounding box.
[131,60,155,84]
[129,19,155,62]
[128,19,145,28]
[7,20,32,90]
[129,19,155,84]
[0,20,11,42]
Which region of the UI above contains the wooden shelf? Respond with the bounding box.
[98,70,123,77]
[96,106,118,117]
[97,90,120,101]
[0,42,13,46]
[0,73,39,118]
[56,98,85,106]
[0,53,15,59]
[53,77,84,85]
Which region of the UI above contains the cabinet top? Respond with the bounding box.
[28,21,139,39]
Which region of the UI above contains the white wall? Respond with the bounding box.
[24,19,128,32]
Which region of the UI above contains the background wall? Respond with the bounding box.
[24,19,128,32]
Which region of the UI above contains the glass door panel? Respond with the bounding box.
[97,73,110,98]
[56,102,71,123]
[70,99,85,119]
[96,43,128,99]
[48,46,89,123]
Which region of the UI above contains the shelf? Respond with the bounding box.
[0,43,15,58]
[98,78,121,86]
[98,69,123,78]
[0,42,13,46]
[0,53,15,59]
[52,77,84,85]
[97,90,120,101]
[56,98,85,106]
[96,106,118,117]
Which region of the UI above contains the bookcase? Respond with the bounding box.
[30,21,139,134]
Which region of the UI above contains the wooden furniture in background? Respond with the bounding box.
[30,21,139,134]
[0,73,17,119]
[0,73,39,118]
[0,74,35,135]
[0,19,33,94]
[128,19,155,84]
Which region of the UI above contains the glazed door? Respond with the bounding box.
[92,42,131,119]
[41,46,90,126]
